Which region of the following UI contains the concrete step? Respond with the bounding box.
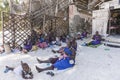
[102,41,120,48]
[105,35,120,43]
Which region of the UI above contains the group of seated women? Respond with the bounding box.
[35,38,77,72]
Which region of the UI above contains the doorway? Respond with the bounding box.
[108,9,120,35]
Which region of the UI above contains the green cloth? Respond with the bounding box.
[87,44,102,48]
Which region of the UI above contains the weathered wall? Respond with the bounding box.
[100,0,120,9]
[43,9,69,37]
[69,5,92,36]
[92,9,109,37]
[9,0,29,14]
[92,0,120,37]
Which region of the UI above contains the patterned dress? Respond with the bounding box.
[91,35,101,45]
[53,47,75,70]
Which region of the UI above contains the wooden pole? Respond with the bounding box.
[9,0,13,13]
[43,15,46,33]
[55,0,58,16]
[51,19,53,31]
[12,14,15,48]
[29,0,33,31]
[108,10,111,35]
[1,12,4,45]
[29,0,32,13]
[67,7,69,35]
[55,18,56,28]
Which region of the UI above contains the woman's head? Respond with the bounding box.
[72,37,76,43]
[67,40,72,48]
[24,40,27,45]
[95,31,99,35]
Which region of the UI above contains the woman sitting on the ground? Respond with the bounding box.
[31,29,38,45]
[77,30,88,40]
[37,34,48,49]
[52,38,77,53]
[0,45,4,54]
[47,31,55,45]
[60,34,66,43]
[36,41,76,72]
[23,36,32,53]
[4,61,33,79]
[52,39,69,53]
[71,38,77,51]
[76,32,82,40]
[54,37,61,46]
[81,29,88,38]
[87,31,102,45]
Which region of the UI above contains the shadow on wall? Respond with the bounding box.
[73,15,85,32]
[72,15,91,33]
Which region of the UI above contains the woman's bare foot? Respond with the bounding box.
[35,66,43,73]
[36,58,42,63]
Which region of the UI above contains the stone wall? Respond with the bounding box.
[69,5,92,36]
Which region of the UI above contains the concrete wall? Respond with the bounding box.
[100,0,120,9]
[69,5,92,36]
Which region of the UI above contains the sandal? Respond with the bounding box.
[46,71,55,76]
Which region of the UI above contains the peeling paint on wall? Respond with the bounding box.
[69,5,92,36]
